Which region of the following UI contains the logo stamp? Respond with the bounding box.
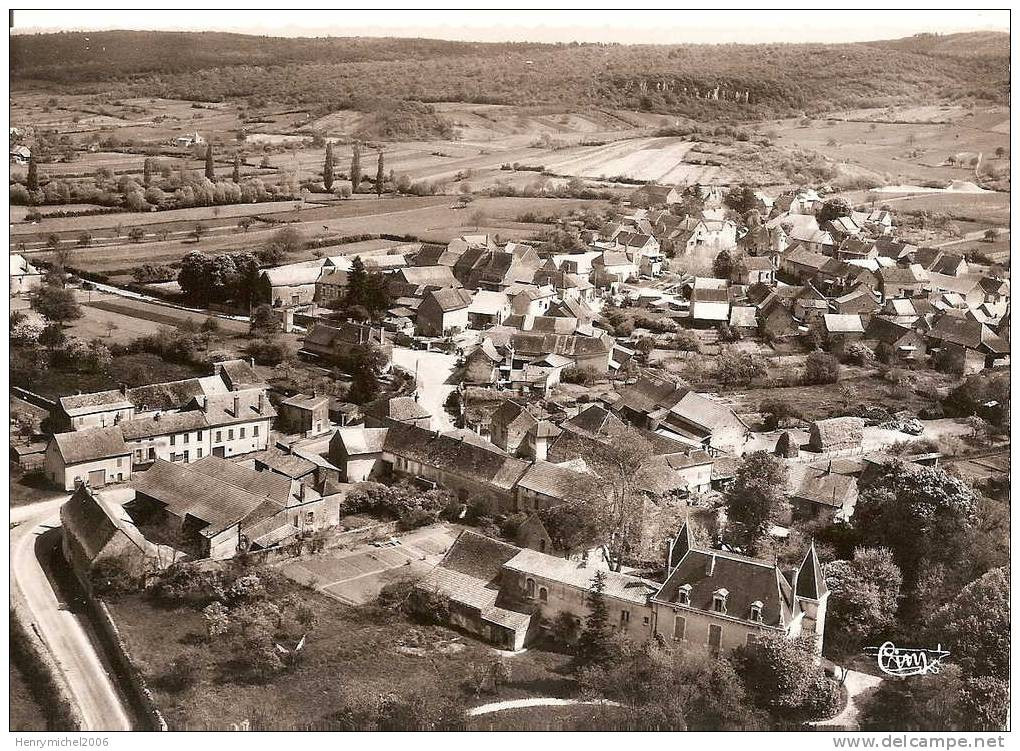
[864,641,951,677]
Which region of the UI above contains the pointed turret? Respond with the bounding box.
[667,520,694,574]
[795,541,828,601]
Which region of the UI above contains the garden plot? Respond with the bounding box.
[544,137,724,183]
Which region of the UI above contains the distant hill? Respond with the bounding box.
[10,31,1009,121]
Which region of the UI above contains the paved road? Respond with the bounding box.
[10,498,134,731]
[391,346,459,432]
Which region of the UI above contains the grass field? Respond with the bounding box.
[25,195,604,275]
[108,583,577,730]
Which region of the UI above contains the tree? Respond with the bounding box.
[143,157,153,187]
[711,249,735,280]
[375,150,385,196]
[576,571,611,664]
[733,634,840,723]
[822,547,902,653]
[926,567,1008,681]
[323,142,334,191]
[31,285,82,325]
[77,232,93,247]
[723,183,759,216]
[994,146,1006,159]
[128,227,145,243]
[346,344,385,403]
[204,143,215,180]
[262,225,305,263]
[249,304,281,338]
[232,153,241,183]
[576,638,764,730]
[27,155,38,191]
[715,349,767,387]
[816,197,852,224]
[852,461,976,588]
[160,652,203,692]
[538,502,601,554]
[191,223,206,242]
[350,142,362,193]
[724,451,788,551]
[804,351,840,384]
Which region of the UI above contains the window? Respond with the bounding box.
[620,610,630,626]
[673,615,686,640]
[305,511,315,524]
[184,433,190,444]
[116,457,122,467]
[135,450,143,462]
[539,587,548,603]
[642,616,650,626]
[170,434,176,446]
[677,584,692,606]
[746,633,759,647]
[525,578,536,599]
[240,427,246,439]
[228,429,235,440]
[197,448,203,459]
[197,430,203,440]
[712,588,729,614]
[147,448,155,460]
[750,600,763,623]
[215,430,222,442]
[253,425,259,437]
[708,624,723,654]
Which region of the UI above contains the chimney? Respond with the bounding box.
[154,412,161,422]
[706,553,716,576]
[200,395,208,413]
[258,392,266,414]
[299,483,307,501]
[249,357,255,368]
[233,394,240,417]
[120,383,128,395]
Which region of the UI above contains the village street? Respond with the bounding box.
[391,345,459,432]
[11,495,134,731]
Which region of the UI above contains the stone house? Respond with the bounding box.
[416,288,474,337]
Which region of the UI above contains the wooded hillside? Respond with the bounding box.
[11,31,1009,121]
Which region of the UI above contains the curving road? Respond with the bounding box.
[391,346,459,433]
[10,497,134,731]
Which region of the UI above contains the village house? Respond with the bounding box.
[45,426,133,491]
[10,253,43,295]
[878,265,930,301]
[864,317,928,363]
[630,183,681,208]
[787,464,859,522]
[277,393,331,437]
[300,321,392,367]
[388,265,461,299]
[926,315,1010,374]
[260,262,325,308]
[650,523,828,655]
[467,290,512,328]
[733,256,776,286]
[611,375,749,454]
[506,284,557,318]
[365,395,432,429]
[833,288,881,320]
[806,417,865,456]
[416,287,474,337]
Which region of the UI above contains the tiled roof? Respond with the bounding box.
[383,423,529,491]
[823,314,864,334]
[516,460,586,500]
[368,395,432,422]
[426,287,474,312]
[52,426,129,465]
[119,410,209,440]
[491,400,538,434]
[334,426,389,455]
[59,390,135,415]
[504,549,660,605]
[397,266,460,288]
[131,459,283,536]
[188,455,294,504]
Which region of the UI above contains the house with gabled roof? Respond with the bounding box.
[416,288,475,337]
[650,522,829,655]
[417,530,534,651]
[10,253,42,295]
[46,426,133,491]
[630,183,681,208]
[864,316,928,363]
[926,314,1010,373]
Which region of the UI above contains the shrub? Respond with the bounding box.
[803,352,840,385]
[561,366,600,386]
[159,652,203,692]
[673,330,702,352]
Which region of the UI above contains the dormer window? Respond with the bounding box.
[712,588,729,614]
[750,600,763,623]
[677,584,692,606]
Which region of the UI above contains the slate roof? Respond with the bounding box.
[508,332,612,359]
[491,400,538,435]
[215,359,264,391]
[397,266,460,288]
[656,540,793,627]
[789,464,858,508]
[51,426,130,465]
[928,315,1009,353]
[118,410,209,441]
[189,455,295,504]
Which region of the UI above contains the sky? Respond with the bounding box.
[10,9,1010,45]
